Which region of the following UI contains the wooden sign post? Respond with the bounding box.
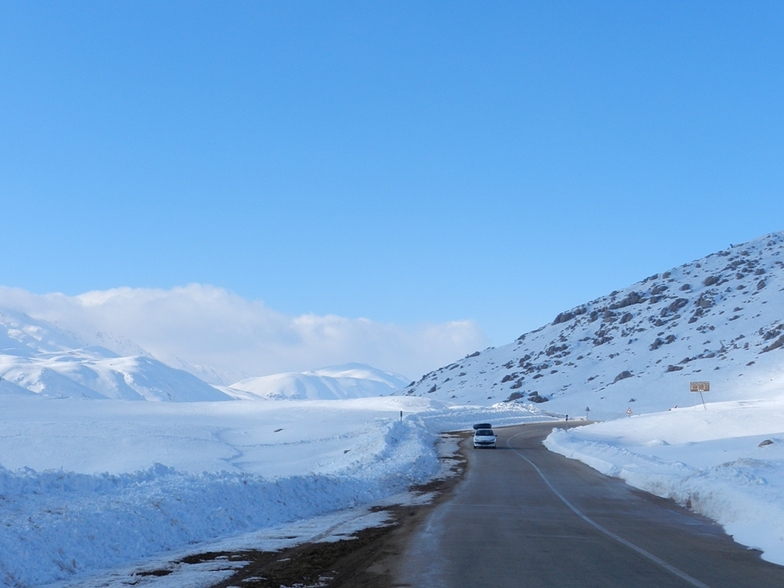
[690,381,710,410]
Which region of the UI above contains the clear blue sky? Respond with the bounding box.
[1,1,782,345]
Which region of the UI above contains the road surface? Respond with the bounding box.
[393,422,784,587]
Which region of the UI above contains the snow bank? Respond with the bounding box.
[0,422,431,587]
[0,397,439,587]
[544,399,784,565]
[0,395,550,587]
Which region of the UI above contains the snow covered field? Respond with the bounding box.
[0,395,550,587]
[545,397,784,565]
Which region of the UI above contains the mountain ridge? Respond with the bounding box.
[226,363,409,400]
[0,308,408,401]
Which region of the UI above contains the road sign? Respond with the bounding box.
[689,381,709,410]
[626,407,633,416]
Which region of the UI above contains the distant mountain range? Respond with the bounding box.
[398,231,784,419]
[225,363,410,400]
[0,304,407,401]
[0,307,226,401]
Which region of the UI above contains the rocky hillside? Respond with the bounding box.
[400,231,784,419]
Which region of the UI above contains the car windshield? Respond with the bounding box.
[476,429,494,436]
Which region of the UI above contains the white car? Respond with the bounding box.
[473,427,497,448]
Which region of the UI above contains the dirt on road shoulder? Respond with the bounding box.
[191,431,470,588]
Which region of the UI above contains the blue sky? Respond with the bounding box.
[1,1,783,348]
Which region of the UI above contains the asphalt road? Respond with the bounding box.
[393,422,784,588]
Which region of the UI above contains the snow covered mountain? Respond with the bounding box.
[0,307,230,401]
[5,230,783,406]
[399,231,784,419]
[227,363,410,400]
[0,308,408,402]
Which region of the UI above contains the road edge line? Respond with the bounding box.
[507,431,711,588]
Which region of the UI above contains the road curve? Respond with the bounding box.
[392,422,784,588]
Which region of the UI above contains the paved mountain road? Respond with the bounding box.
[392,423,784,588]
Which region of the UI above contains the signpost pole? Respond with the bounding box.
[690,382,710,411]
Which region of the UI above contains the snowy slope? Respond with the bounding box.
[0,308,229,401]
[227,363,409,400]
[400,231,784,419]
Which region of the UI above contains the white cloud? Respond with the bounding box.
[0,285,487,383]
